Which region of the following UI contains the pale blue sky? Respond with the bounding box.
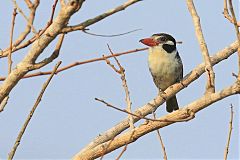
[0,0,239,159]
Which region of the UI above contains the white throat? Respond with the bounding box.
[148,45,178,75]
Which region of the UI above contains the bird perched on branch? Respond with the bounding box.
[140,33,183,112]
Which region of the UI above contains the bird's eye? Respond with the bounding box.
[158,36,167,42]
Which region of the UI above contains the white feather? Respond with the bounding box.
[148,45,179,90]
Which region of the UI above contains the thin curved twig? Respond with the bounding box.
[82,28,141,37]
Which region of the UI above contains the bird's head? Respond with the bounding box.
[139,33,177,53]
[139,33,176,47]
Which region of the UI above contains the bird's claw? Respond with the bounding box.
[158,90,167,100]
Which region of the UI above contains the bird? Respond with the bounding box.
[139,33,183,113]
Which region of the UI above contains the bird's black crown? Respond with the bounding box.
[152,33,176,46]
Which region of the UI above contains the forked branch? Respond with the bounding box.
[223,0,240,26]
[186,0,215,94]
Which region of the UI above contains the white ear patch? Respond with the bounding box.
[165,40,174,45]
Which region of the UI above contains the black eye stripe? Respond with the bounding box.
[158,36,167,41]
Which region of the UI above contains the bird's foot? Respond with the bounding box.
[158,90,167,101]
[180,80,187,88]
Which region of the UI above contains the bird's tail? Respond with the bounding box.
[166,95,179,113]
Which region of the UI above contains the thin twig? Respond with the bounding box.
[95,98,194,123]
[105,44,134,129]
[31,34,65,69]
[0,47,148,81]
[0,30,40,58]
[223,0,240,26]
[62,0,142,33]
[0,96,9,112]
[0,1,41,58]
[11,0,37,34]
[0,0,58,58]
[24,0,33,8]
[7,61,62,160]
[223,104,234,160]
[49,0,58,24]
[153,112,167,160]
[34,0,59,40]
[228,0,240,80]
[186,0,215,94]
[115,130,134,160]
[99,137,115,160]
[82,28,141,37]
[8,8,17,74]
[115,144,128,160]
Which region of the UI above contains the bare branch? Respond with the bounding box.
[62,0,142,33]
[78,40,239,155]
[223,104,234,160]
[228,0,240,80]
[0,0,58,58]
[8,8,17,74]
[49,0,59,24]
[7,0,40,57]
[106,45,134,128]
[115,131,135,160]
[115,144,128,160]
[28,0,59,43]
[0,96,9,112]
[223,0,240,26]
[0,47,148,81]
[11,0,37,34]
[0,31,39,58]
[7,61,61,160]
[102,55,121,73]
[31,34,65,70]
[99,137,115,160]
[24,0,33,8]
[186,0,215,94]
[0,1,80,103]
[73,82,240,160]
[95,98,192,123]
[153,113,167,160]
